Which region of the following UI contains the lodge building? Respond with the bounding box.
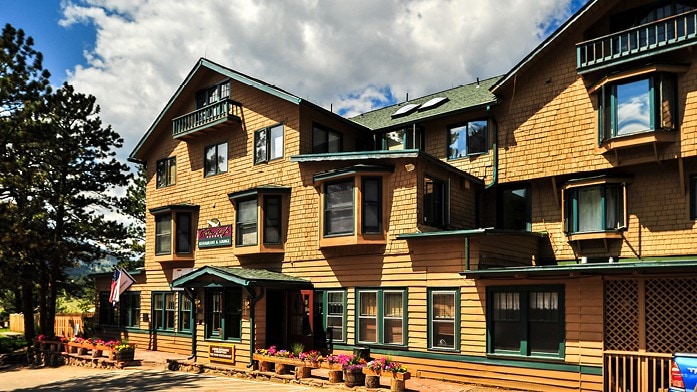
[96,1,697,390]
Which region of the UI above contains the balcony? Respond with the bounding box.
[577,9,697,73]
[172,99,242,139]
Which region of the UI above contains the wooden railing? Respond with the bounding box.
[172,99,242,138]
[9,313,92,337]
[577,9,697,71]
[604,351,672,392]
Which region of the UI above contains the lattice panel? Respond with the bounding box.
[646,278,697,353]
[604,279,639,351]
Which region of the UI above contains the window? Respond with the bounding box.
[564,182,626,234]
[499,186,531,231]
[357,289,406,345]
[196,81,230,108]
[429,289,459,350]
[204,142,228,177]
[236,199,257,246]
[313,125,342,153]
[448,119,488,159]
[99,292,116,326]
[255,124,284,164]
[263,196,282,244]
[324,180,354,236]
[179,293,193,332]
[314,290,346,342]
[206,288,242,340]
[378,127,423,150]
[155,212,193,255]
[152,292,176,331]
[424,176,448,227]
[488,286,564,358]
[361,177,382,234]
[598,73,676,143]
[156,157,176,188]
[119,292,141,328]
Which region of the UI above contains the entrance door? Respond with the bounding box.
[266,289,286,348]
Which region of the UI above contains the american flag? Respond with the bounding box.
[109,268,135,306]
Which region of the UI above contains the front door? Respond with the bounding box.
[265,289,314,350]
[266,289,286,348]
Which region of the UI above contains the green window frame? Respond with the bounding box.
[205,287,242,340]
[156,157,176,188]
[204,141,228,177]
[179,293,194,333]
[196,81,230,108]
[254,124,284,164]
[564,182,626,234]
[598,73,676,144]
[428,288,460,351]
[152,292,176,331]
[312,124,342,153]
[487,285,565,358]
[361,177,382,234]
[314,289,347,343]
[448,119,489,159]
[378,126,423,151]
[356,288,407,346]
[119,292,141,328]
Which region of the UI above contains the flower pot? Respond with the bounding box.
[114,350,134,361]
[343,370,365,387]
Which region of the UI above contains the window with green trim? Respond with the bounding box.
[488,286,564,358]
[179,293,193,333]
[448,119,488,159]
[357,288,406,346]
[314,289,346,343]
[428,289,459,350]
[119,292,140,328]
[206,288,242,340]
[152,292,176,331]
[564,182,626,234]
[598,73,676,143]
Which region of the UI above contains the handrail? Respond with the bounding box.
[172,99,242,137]
[577,9,697,70]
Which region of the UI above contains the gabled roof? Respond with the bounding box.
[129,58,305,163]
[490,0,599,93]
[349,76,501,131]
[171,266,312,289]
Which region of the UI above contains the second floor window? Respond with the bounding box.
[313,125,342,153]
[564,182,626,234]
[324,180,354,236]
[155,211,193,255]
[236,199,258,246]
[499,186,531,231]
[205,142,228,177]
[448,119,488,159]
[424,176,448,227]
[156,157,176,188]
[361,177,382,234]
[255,124,284,164]
[598,73,676,143]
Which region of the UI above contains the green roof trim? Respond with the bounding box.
[349,76,501,131]
[148,203,200,215]
[313,164,395,182]
[290,149,421,162]
[171,266,312,289]
[228,185,291,200]
[398,228,548,240]
[462,260,697,279]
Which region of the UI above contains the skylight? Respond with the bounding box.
[419,97,448,111]
[392,103,420,118]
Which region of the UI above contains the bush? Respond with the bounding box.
[0,334,27,354]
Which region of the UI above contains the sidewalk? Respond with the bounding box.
[133,349,514,391]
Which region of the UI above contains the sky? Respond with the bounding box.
[3,0,590,165]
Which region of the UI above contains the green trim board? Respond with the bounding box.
[462,260,697,278]
[398,227,548,240]
[227,185,291,200]
[313,164,395,183]
[171,265,312,289]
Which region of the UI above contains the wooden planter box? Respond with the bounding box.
[362,368,411,380]
[252,353,320,378]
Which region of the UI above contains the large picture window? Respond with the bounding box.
[564,181,626,234]
[254,124,284,164]
[378,127,423,151]
[488,286,564,358]
[357,288,406,346]
[429,289,458,350]
[204,142,228,177]
[156,157,176,188]
[598,73,676,143]
[206,288,243,340]
[448,119,488,159]
[152,292,176,331]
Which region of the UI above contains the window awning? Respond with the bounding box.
[171,266,312,289]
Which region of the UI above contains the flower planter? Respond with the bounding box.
[343,370,365,387]
[114,350,135,361]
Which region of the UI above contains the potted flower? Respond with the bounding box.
[113,341,136,361]
[341,354,366,387]
[299,350,323,366]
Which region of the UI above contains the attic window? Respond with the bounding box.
[392,104,420,118]
[419,97,448,111]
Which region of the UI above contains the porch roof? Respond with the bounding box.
[397,227,548,240]
[461,259,697,279]
[171,266,312,289]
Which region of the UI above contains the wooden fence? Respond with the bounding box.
[9,313,93,337]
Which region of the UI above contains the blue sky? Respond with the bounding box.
[2,0,590,161]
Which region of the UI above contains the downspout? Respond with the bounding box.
[465,236,471,271]
[245,286,265,368]
[183,287,197,360]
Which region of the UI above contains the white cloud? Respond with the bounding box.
[59,0,581,161]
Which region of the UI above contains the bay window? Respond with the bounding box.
[229,187,288,252]
[563,179,627,235]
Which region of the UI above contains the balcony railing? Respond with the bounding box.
[604,351,671,392]
[577,9,697,72]
[172,99,242,138]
